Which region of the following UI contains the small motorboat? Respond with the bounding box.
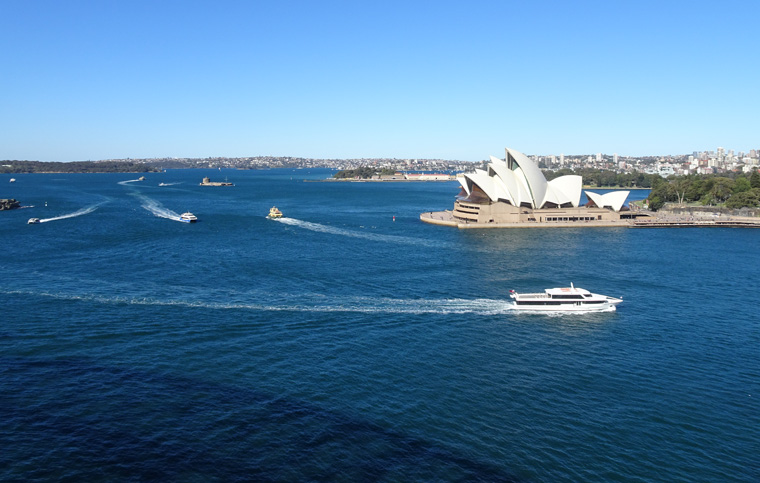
[268,206,283,219]
[179,212,197,223]
[28,218,40,224]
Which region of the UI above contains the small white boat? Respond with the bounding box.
[267,206,283,219]
[179,212,197,223]
[28,218,40,224]
[9,178,16,183]
[509,283,622,312]
[159,182,168,186]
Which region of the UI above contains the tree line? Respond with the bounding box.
[646,171,760,210]
[543,168,660,188]
[333,168,397,179]
[0,161,159,174]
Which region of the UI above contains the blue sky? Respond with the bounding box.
[1,0,758,161]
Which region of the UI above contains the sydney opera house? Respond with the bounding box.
[421,148,632,227]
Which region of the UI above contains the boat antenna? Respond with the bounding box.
[571,282,575,291]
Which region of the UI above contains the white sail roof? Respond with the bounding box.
[457,176,471,197]
[545,175,583,207]
[506,148,547,209]
[461,148,582,209]
[585,190,630,212]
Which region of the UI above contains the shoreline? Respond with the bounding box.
[308,178,457,183]
[420,210,760,229]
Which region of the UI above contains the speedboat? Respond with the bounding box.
[179,212,197,223]
[268,206,283,219]
[9,178,16,183]
[28,218,40,224]
[509,283,622,312]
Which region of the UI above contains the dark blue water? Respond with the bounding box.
[1,170,758,482]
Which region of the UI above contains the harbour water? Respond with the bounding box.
[1,169,758,481]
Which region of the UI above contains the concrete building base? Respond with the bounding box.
[419,210,634,229]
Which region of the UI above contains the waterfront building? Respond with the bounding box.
[435,148,631,226]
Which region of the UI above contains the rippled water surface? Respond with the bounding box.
[1,170,758,482]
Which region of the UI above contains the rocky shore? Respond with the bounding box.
[0,199,21,210]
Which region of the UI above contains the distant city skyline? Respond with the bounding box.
[1,1,758,162]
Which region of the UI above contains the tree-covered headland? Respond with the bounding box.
[0,160,159,174]
[646,170,760,211]
[544,168,760,211]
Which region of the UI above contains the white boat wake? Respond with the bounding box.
[135,194,183,222]
[117,179,142,185]
[39,202,106,223]
[3,287,515,315]
[158,182,181,186]
[273,217,445,247]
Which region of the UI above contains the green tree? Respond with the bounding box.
[725,189,760,209]
[750,170,760,189]
[710,177,734,203]
[733,176,751,194]
[648,194,666,211]
[685,177,705,202]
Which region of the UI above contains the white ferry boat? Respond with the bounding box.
[509,283,622,312]
[179,212,197,223]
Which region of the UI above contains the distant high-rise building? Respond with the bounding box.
[613,153,618,164]
[596,153,602,163]
[560,154,564,165]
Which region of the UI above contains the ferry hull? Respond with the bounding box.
[511,302,618,312]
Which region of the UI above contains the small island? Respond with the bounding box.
[199,177,234,186]
[0,199,21,210]
[332,167,455,181]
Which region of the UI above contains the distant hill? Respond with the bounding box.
[2,156,476,173]
[0,160,159,174]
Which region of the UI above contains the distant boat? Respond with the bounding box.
[179,212,197,223]
[268,206,283,219]
[9,178,16,183]
[28,218,40,224]
[159,182,168,186]
[138,176,146,181]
